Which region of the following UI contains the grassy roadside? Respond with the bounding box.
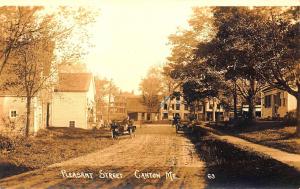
[189,128,300,189]
[0,127,115,179]
[211,122,300,154]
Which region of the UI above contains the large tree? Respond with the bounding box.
[0,7,42,75]
[0,6,98,76]
[139,67,164,118]
[94,76,119,121]
[165,7,234,121]
[198,7,267,122]
[4,39,54,136]
[253,7,300,136]
[0,6,98,136]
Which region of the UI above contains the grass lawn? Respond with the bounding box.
[212,121,300,154]
[0,127,115,179]
[189,128,300,189]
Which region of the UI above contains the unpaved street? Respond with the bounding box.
[0,126,206,189]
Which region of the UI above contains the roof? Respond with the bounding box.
[126,97,148,113]
[0,86,26,97]
[126,96,159,113]
[0,75,26,97]
[54,73,93,92]
[262,85,275,92]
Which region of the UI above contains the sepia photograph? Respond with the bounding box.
[0,0,299,188]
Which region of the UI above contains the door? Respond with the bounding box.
[46,103,50,127]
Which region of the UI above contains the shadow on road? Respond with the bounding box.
[187,127,300,189]
[0,161,32,179]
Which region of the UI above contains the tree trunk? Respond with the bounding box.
[233,82,238,120]
[212,98,216,122]
[247,79,256,122]
[203,100,206,122]
[25,97,32,137]
[247,96,256,122]
[296,94,300,137]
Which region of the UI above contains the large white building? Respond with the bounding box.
[159,96,226,121]
[51,73,96,129]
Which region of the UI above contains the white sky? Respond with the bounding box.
[2,0,300,93]
[85,1,196,93]
[79,0,300,93]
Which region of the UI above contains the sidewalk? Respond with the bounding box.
[199,125,300,172]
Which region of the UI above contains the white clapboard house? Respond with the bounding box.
[0,87,48,136]
[51,73,96,129]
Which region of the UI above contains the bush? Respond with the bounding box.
[0,135,14,151]
[283,112,297,125]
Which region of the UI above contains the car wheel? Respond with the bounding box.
[111,130,115,139]
[129,128,133,138]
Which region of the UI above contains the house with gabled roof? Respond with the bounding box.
[261,86,297,119]
[50,73,96,129]
[126,96,159,121]
[0,86,47,136]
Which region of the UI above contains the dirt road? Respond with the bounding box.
[0,126,206,189]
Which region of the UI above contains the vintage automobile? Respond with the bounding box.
[175,120,195,134]
[110,119,136,139]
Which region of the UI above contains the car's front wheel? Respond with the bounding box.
[129,128,135,138]
[176,125,179,133]
[111,130,115,139]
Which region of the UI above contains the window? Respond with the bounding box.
[164,104,168,110]
[163,113,168,119]
[171,104,175,110]
[184,104,188,110]
[256,97,261,105]
[274,92,281,106]
[264,95,271,108]
[176,96,180,101]
[184,113,188,120]
[10,110,17,118]
[69,121,75,127]
[282,98,286,106]
[176,104,180,110]
[198,105,203,111]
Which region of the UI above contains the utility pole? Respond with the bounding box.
[107,79,112,122]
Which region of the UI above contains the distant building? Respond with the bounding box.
[51,73,96,129]
[126,96,159,121]
[159,96,190,120]
[159,96,226,122]
[107,93,127,120]
[204,99,226,121]
[261,86,297,118]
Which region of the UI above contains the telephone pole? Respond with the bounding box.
[107,79,112,122]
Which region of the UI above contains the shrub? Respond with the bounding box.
[1,116,25,136]
[0,135,14,151]
[283,112,297,125]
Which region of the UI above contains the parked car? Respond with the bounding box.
[110,119,136,139]
[175,120,195,133]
